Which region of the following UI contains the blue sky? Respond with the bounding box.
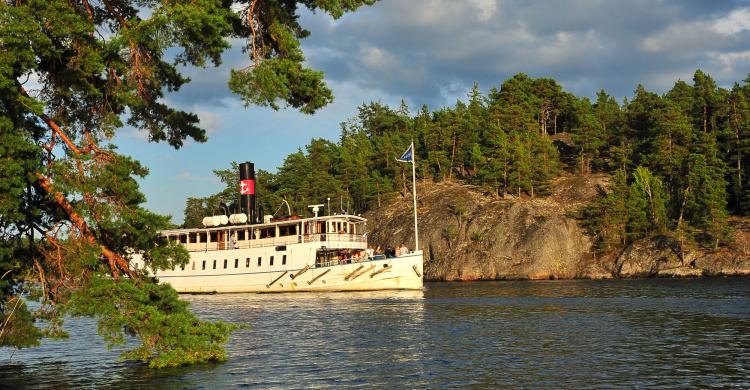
[113,0,750,224]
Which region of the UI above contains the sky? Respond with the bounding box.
[112,0,750,224]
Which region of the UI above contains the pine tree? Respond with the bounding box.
[0,0,375,366]
[482,125,512,195]
[684,134,730,248]
[649,101,694,215]
[725,83,750,213]
[461,83,486,177]
[692,69,720,134]
[578,168,629,252]
[572,99,607,174]
[631,166,669,232]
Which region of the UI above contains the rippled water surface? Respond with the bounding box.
[2,278,750,389]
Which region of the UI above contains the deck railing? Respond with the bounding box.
[181,233,366,252]
[316,254,387,268]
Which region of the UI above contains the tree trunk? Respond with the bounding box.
[553,113,558,135]
[376,182,381,208]
[37,173,133,279]
[580,153,585,176]
[703,105,708,133]
[503,164,508,194]
[676,185,690,265]
[517,170,522,197]
[733,100,742,211]
[23,87,134,281]
[449,132,457,179]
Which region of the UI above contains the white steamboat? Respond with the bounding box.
[133,161,423,293]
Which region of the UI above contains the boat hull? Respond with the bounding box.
[148,252,424,293]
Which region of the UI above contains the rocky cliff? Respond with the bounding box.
[364,175,750,281]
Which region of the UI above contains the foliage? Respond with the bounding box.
[192,70,750,258]
[577,70,748,252]
[0,0,373,366]
[65,277,237,368]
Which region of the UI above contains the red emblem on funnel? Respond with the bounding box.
[240,179,255,195]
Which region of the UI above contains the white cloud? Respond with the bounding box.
[642,7,750,54]
[359,45,399,69]
[713,7,750,35]
[639,22,718,53]
[467,0,499,22]
[193,107,224,134]
[715,50,750,73]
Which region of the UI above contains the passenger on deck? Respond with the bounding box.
[366,246,374,259]
[399,244,409,256]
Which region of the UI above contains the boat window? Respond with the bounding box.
[234,258,238,268]
[238,230,245,240]
[259,227,274,239]
[189,232,197,243]
[202,261,206,270]
[210,232,218,242]
[270,256,274,266]
[279,225,296,237]
[282,255,287,265]
[246,258,250,267]
[257,257,262,267]
[180,263,185,271]
[179,234,187,244]
[199,232,207,243]
[213,259,216,269]
[223,259,227,269]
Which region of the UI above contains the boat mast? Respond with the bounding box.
[411,141,419,251]
[398,140,419,251]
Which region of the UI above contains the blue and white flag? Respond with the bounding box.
[397,143,413,163]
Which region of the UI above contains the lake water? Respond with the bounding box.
[2,278,749,389]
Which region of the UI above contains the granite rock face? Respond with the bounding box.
[366,175,605,281]
[365,175,750,281]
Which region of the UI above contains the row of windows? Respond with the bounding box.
[170,221,357,244]
[172,225,303,244]
[189,255,288,270]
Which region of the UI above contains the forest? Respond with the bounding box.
[186,70,750,254]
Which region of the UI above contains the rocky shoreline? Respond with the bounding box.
[365,176,750,282]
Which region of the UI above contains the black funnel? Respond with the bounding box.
[239,162,256,224]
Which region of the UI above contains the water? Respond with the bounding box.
[2,278,749,389]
